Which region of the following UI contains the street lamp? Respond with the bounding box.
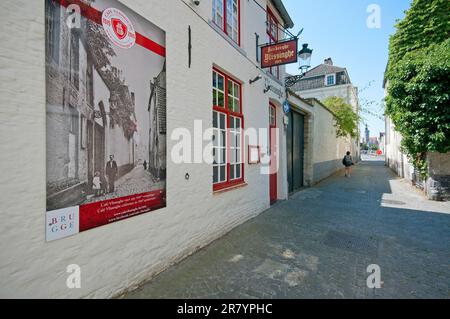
[285,43,313,88]
[298,43,313,74]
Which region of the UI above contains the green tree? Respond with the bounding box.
[388,0,450,71]
[385,0,450,177]
[323,96,359,139]
[386,39,450,175]
[361,143,369,151]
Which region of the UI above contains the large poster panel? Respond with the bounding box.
[45,0,166,241]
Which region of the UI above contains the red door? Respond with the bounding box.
[269,104,277,204]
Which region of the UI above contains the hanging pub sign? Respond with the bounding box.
[261,38,298,68]
[45,0,167,241]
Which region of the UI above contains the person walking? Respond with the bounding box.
[342,151,354,178]
[143,160,148,171]
[105,155,118,193]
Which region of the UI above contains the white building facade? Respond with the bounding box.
[0,0,301,298]
[290,58,361,162]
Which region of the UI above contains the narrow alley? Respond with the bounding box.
[125,159,450,299]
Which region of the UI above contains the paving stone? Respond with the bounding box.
[125,160,450,299]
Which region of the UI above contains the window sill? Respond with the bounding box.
[213,181,248,194]
[208,20,246,57]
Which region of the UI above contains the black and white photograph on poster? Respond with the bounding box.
[45,0,166,239]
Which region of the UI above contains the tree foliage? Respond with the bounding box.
[386,0,450,177]
[388,0,450,71]
[361,143,369,151]
[386,39,450,175]
[323,96,359,139]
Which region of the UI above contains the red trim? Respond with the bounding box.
[213,0,241,46]
[269,102,277,125]
[55,0,166,57]
[267,7,279,43]
[266,7,280,79]
[213,67,244,192]
[238,0,241,46]
[213,180,246,192]
[269,103,278,203]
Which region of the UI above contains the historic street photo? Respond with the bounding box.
[45,0,167,220]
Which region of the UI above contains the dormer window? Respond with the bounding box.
[325,74,336,86]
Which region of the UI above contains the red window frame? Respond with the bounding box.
[266,7,280,79]
[212,0,241,46]
[213,67,245,191]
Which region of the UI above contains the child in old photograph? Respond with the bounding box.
[92,171,102,197]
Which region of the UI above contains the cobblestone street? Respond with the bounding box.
[84,166,165,205]
[125,159,450,299]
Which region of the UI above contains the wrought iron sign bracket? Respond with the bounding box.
[285,73,307,88]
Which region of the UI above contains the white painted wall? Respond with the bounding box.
[384,78,414,182]
[287,94,351,186]
[295,84,360,161]
[0,0,289,298]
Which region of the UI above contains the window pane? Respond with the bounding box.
[218,91,224,107]
[228,95,233,111]
[213,130,219,147]
[227,24,232,36]
[213,148,218,165]
[230,164,235,180]
[236,164,241,178]
[218,74,224,91]
[220,113,226,129]
[213,166,218,183]
[213,111,218,128]
[221,148,226,164]
[220,165,226,182]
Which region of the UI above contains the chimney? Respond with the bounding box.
[324,58,333,65]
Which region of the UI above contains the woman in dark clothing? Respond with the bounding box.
[343,151,354,177]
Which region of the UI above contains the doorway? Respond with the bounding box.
[287,110,305,193]
[269,103,277,204]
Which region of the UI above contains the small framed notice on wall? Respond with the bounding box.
[248,145,260,164]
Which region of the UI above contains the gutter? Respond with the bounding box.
[272,0,294,29]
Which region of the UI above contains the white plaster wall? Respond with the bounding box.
[385,116,413,181]
[0,0,287,298]
[311,100,351,182]
[297,85,353,106]
[296,84,360,159]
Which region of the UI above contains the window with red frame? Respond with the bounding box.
[266,8,280,79]
[212,69,244,190]
[212,0,240,45]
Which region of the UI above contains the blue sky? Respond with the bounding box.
[283,0,411,138]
